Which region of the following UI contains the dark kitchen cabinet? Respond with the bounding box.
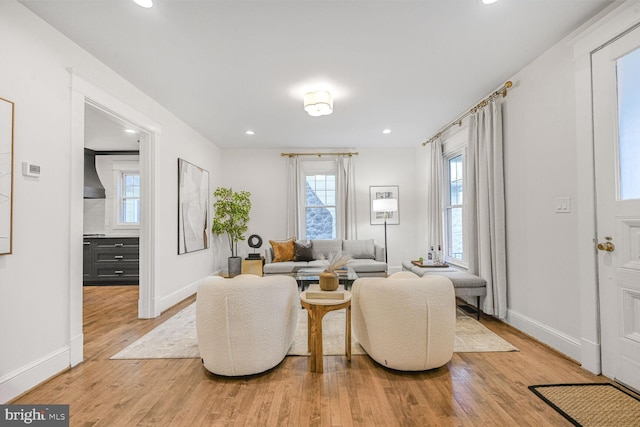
[83,240,92,279]
[83,237,139,285]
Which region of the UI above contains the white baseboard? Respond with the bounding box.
[580,338,602,374]
[69,333,84,367]
[155,274,216,315]
[506,309,582,362]
[0,347,70,404]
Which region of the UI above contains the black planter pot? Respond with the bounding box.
[228,256,242,278]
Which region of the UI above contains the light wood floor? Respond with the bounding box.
[12,286,623,426]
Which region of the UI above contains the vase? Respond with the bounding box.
[228,256,242,278]
[319,271,339,291]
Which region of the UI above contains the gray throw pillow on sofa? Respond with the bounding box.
[343,239,375,259]
[294,240,314,261]
[311,239,343,260]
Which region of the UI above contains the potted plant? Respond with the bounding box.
[211,187,252,278]
[319,253,351,291]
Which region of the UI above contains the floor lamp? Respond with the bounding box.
[372,198,398,263]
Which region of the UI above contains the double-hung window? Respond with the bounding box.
[300,160,337,239]
[113,162,140,228]
[441,128,467,267]
[444,152,464,263]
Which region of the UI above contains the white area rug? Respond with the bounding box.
[110,304,517,360]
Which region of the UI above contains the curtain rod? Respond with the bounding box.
[422,81,513,146]
[280,151,359,158]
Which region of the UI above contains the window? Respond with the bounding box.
[301,161,337,239]
[444,151,465,265]
[119,172,140,225]
[112,161,140,228]
[616,46,640,200]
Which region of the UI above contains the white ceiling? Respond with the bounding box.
[21,0,616,149]
[84,104,141,151]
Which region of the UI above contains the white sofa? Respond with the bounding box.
[351,271,456,371]
[196,274,298,376]
[263,239,387,277]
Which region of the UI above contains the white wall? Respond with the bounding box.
[221,148,420,271]
[501,35,583,358]
[0,2,222,402]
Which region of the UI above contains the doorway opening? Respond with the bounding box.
[69,71,160,366]
[83,104,143,291]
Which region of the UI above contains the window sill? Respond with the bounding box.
[445,259,468,271]
[112,224,140,230]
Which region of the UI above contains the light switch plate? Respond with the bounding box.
[555,196,571,213]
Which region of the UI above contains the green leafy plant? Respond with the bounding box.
[211,187,251,258]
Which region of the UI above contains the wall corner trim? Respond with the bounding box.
[580,338,602,374]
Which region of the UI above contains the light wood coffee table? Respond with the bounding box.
[299,286,352,373]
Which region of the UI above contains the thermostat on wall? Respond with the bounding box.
[22,162,41,178]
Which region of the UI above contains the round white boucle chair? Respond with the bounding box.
[351,271,456,371]
[196,274,299,376]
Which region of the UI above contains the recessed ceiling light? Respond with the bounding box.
[124,129,137,134]
[482,0,499,4]
[245,130,255,135]
[133,0,153,8]
[382,129,392,134]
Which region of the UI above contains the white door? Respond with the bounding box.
[592,25,640,392]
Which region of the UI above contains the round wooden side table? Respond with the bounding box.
[299,288,352,373]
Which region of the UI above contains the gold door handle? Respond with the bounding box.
[597,237,615,252]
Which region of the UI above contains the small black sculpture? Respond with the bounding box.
[247,234,263,259]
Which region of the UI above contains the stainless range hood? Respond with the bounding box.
[84,148,105,199]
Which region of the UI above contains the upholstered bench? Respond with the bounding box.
[401,261,487,319]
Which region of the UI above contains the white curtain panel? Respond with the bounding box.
[336,155,357,240]
[286,156,301,238]
[427,137,444,250]
[465,99,508,318]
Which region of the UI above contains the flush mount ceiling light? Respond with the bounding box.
[133,0,153,8]
[245,130,255,135]
[482,0,499,4]
[124,129,137,134]
[304,91,333,117]
[382,129,392,134]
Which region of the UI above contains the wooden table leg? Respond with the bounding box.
[307,310,312,352]
[308,308,317,372]
[346,305,351,361]
[314,309,324,373]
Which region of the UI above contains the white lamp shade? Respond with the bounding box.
[372,198,398,212]
[304,91,333,116]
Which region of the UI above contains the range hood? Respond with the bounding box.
[84,148,105,199]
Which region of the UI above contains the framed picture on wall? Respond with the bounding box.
[0,97,14,255]
[178,158,210,254]
[370,185,399,225]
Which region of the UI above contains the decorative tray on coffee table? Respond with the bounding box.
[411,260,449,268]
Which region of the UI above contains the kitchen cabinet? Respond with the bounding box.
[83,237,139,285]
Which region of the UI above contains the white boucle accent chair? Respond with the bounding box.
[196,274,299,376]
[351,271,456,371]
